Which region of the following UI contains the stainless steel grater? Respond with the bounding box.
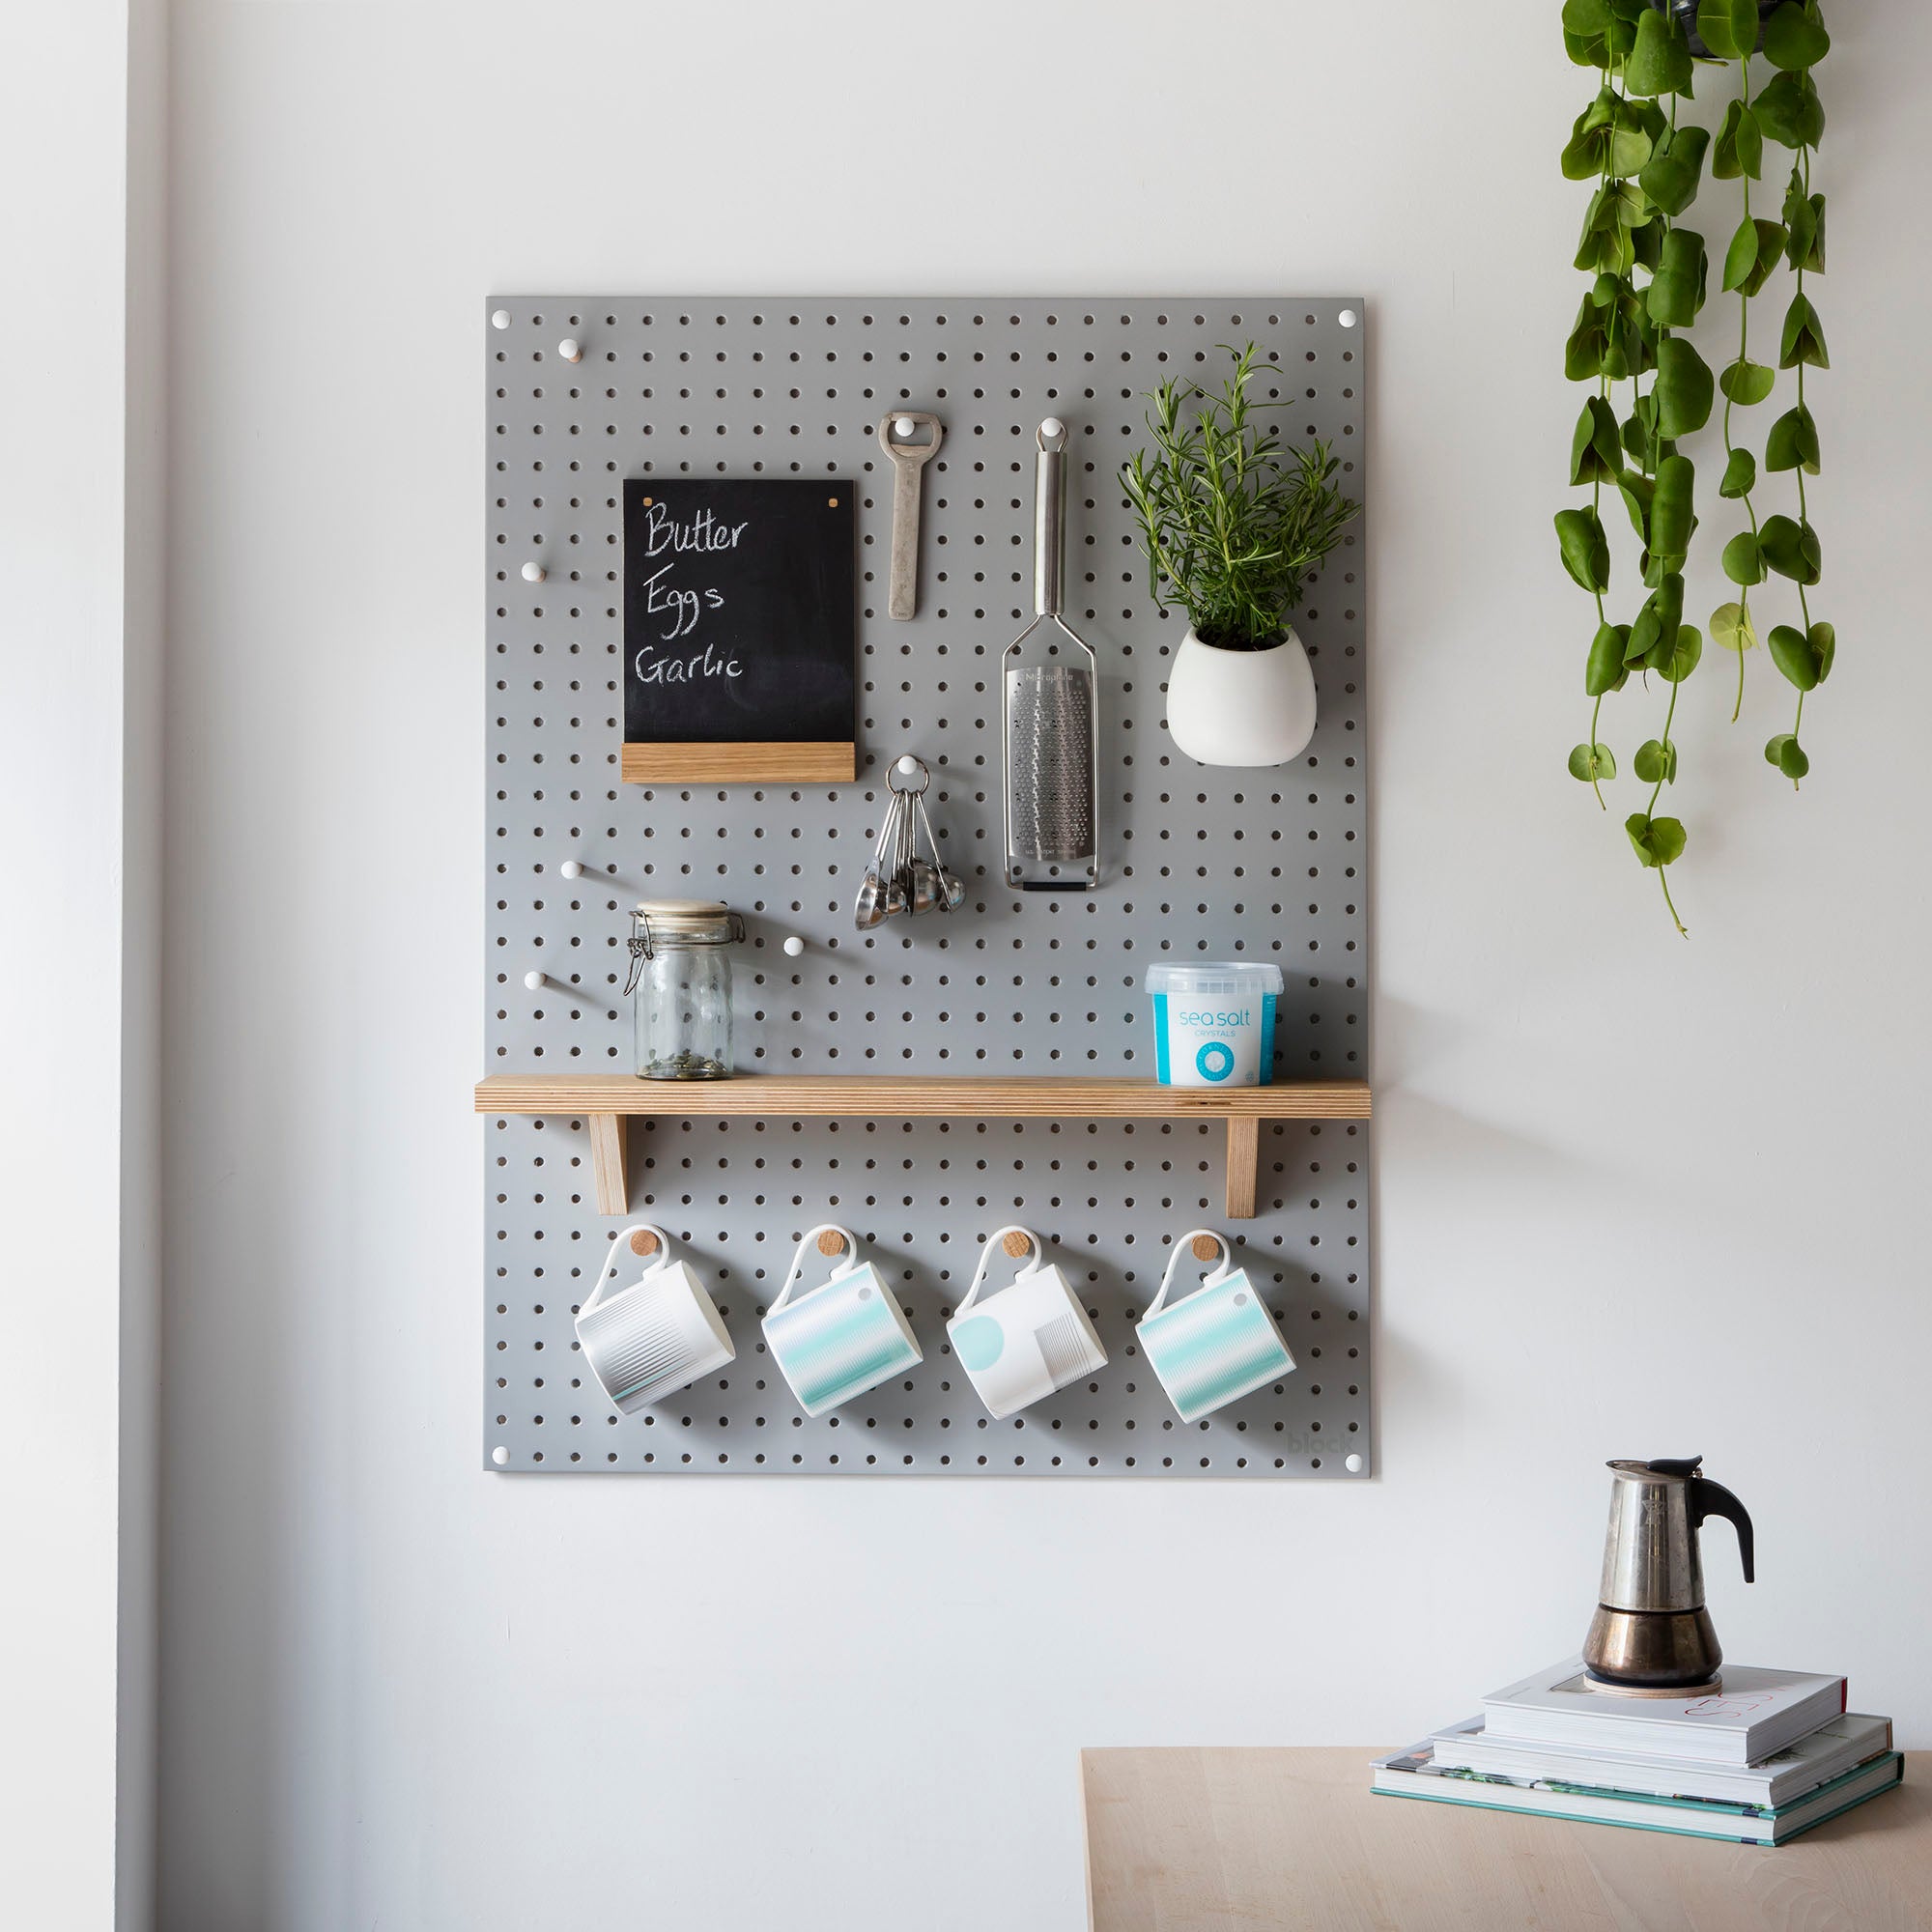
[1003,420,1099,890]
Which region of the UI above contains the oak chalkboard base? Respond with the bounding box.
[621,740,856,784]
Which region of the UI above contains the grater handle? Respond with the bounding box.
[1035,419,1066,617]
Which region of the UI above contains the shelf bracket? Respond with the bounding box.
[1225,1116,1260,1220]
[587,1114,629,1215]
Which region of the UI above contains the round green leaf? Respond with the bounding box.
[1646,228,1708,327]
[1569,741,1618,782]
[1585,621,1633,696]
[1765,403,1820,474]
[1721,529,1766,585]
[1649,455,1696,558]
[1713,99,1764,181]
[1639,126,1711,217]
[1764,1,1830,70]
[1767,623,1818,690]
[1764,733,1810,781]
[1626,810,1688,867]
[1719,358,1776,406]
[1722,216,1786,298]
[1710,601,1759,653]
[1807,620,1835,683]
[1756,71,1826,150]
[1570,395,1623,487]
[1779,293,1830,370]
[1719,448,1758,498]
[1759,514,1822,584]
[1634,738,1679,784]
[1649,623,1703,684]
[1626,7,1695,95]
[1653,338,1715,439]
[1561,0,1618,66]
[1697,0,1760,60]
[1554,506,1611,594]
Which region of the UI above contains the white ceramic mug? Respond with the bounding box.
[763,1225,922,1417]
[950,1227,1108,1419]
[1137,1230,1295,1421]
[576,1223,735,1413]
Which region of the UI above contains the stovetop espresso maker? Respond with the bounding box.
[1583,1456,1756,1690]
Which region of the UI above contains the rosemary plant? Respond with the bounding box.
[1122,344,1359,650]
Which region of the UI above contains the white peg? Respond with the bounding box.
[895,754,920,778]
[559,860,584,879]
[1338,309,1359,329]
[894,415,917,438]
[491,309,511,330]
[557,337,582,363]
[522,560,546,583]
[1345,1453,1365,1474]
[782,935,805,958]
[492,1445,510,1465]
[1040,416,1065,438]
[524,970,549,991]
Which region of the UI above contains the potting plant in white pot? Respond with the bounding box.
[1122,342,1360,767]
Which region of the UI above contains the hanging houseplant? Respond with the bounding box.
[1123,344,1360,768]
[1558,0,1832,933]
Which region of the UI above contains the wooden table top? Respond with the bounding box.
[1082,1746,1928,1932]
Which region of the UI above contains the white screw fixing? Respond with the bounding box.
[559,860,584,879]
[522,560,545,583]
[782,935,805,958]
[492,1445,510,1465]
[1345,1453,1365,1474]
[524,970,549,991]
[491,310,511,330]
[1339,309,1359,329]
[557,338,582,363]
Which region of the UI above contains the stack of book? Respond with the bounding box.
[1372,1656,1902,1846]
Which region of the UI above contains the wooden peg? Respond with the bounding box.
[1191,1233,1222,1264]
[587,1114,628,1216]
[629,1227,659,1257]
[1002,1230,1033,1259]
[816,1228,846,1257]
[1225,1116,1260,1220]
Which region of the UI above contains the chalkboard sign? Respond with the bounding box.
[621,478,856,782]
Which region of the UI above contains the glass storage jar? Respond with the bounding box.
[624,900,745,1079]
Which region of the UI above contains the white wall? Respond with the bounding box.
[0,4,160,1927]
[158,4,1932,1928]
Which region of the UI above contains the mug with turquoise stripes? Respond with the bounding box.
[1137,1230,1295,1422]
[763,1225,923,1417]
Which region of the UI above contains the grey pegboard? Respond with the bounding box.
[484,297,1370,1475]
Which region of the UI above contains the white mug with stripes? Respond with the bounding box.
[950,1226,1107,1420]
[576,1223,735,1414]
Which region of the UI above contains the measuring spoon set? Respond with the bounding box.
[853,753,965,930]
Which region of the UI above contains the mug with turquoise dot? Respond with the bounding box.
[949,1227,1108,1420]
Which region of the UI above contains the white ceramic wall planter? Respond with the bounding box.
[1165,626,1318,768]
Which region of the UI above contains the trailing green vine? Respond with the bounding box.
[1558,0,1833,932]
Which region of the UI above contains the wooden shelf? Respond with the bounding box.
[473,1073,1371,1220]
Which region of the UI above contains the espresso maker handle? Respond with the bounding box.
[1690,1476,1756,1584]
